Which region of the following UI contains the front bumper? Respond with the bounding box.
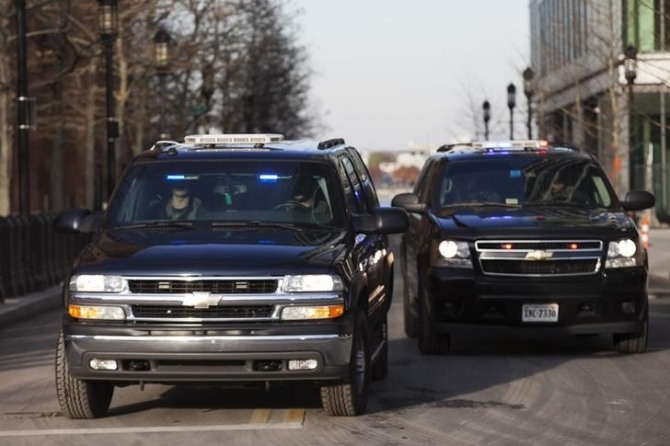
[63,316,353,382]
[423,266,648,335]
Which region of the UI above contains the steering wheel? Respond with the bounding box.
[273,201,311,212]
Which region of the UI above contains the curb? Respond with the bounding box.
[0,286,61,327]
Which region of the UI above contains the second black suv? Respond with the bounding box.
[54,134,407,418]
[392,140,654,355]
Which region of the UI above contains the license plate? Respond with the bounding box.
[522,303,559,323]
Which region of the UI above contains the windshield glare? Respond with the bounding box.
[106,160,344,229]
[433,157,618,211]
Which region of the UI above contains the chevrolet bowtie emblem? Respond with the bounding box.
[182,292,219,309]
[525,250,553,261]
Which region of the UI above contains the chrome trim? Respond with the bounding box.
[70,334,343,342]
[70,292,342,305]
[475,239,604,277]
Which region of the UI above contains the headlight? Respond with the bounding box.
[68,305,126,320]
[432,240,472,269]
[69,275,127,292]
[280,304,344,320]
[280,275,343,293]
[606,238,640,268]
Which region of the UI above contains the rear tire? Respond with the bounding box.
[613,308,648,354]
[55,330,114,419]
[320,308,371,416]
[418,294,450,355]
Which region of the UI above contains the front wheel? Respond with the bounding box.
[55,330,114,419]
[613,308,649,354]
[371,316,388,380]
[418,294,450,355]
[403,280,418,338]
[320,308,371,416]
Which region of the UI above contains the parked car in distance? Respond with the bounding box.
[392,140,654,355]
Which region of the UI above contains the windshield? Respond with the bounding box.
[106,160,345,229]
[433,156,619,211]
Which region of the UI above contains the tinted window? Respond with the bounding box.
[106,160,344,228]
[433,156,617,210]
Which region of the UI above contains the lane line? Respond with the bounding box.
[249,409,271,424]
[282,409,305,424]
[0,422,303,437]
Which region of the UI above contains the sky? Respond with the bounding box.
[291,0,531,151]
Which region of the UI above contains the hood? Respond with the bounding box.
[76,227,348,276]
[435,206,636,238]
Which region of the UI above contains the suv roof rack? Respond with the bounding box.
[437,143,473,152]
[317,138,345,150]
[150,140,181,151]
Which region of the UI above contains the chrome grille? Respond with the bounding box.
[476,239,603,277]
[129,279,278,294]
[131,304,274,320]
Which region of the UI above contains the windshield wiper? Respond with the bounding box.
[113,221,196,231]
[210,221,301,231]
[444,202,521,208]
[524,201,592,209]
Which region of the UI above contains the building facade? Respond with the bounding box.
[530,0,670,223]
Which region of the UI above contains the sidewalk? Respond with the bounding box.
[0,285,61,327]
[2,228,670,326]
[647,227,670,297]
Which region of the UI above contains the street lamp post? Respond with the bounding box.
[98,0,118,201]
[15,0,31,215]
[153,27,170,139]
[482,100,491,141]
[201,63,214,133]
[507,83,516,140]
[523,67,535,139]
[624,44,637,112]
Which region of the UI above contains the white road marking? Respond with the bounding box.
[0,421,303,437]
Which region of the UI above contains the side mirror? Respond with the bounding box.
[53,208,100,234]
[391,192,427,214]
[621,191,655,212]
[352,207,409,234]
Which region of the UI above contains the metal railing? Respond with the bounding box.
[0,213,90,303]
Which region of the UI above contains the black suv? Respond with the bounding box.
[53,134,407,418]
[392,140,655,355]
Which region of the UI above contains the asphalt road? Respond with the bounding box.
[3,261,670,446]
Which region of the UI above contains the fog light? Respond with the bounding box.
[89,359,118,371]
[621,301,636,314]
[288,359,318,371]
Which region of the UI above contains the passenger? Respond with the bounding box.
[546,173,590,204]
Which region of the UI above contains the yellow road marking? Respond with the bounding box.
[249,409,271,424]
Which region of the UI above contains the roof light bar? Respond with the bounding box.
[183,134,284,145]
[471,140,550,151]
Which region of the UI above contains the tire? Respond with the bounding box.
[418,293,450,355]
[320,308,371,416]
[613,308,649,354]
[55,330,114,419]
[371,316,388,380]
[403,280,418,338]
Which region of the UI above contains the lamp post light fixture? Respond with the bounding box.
[482,100,491,141]
[98,0,118,202]
[153,27,170,139]
[624,44,638,86]
[507,83,517,140]
[523,67,535,139]
[624,44,637,115]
